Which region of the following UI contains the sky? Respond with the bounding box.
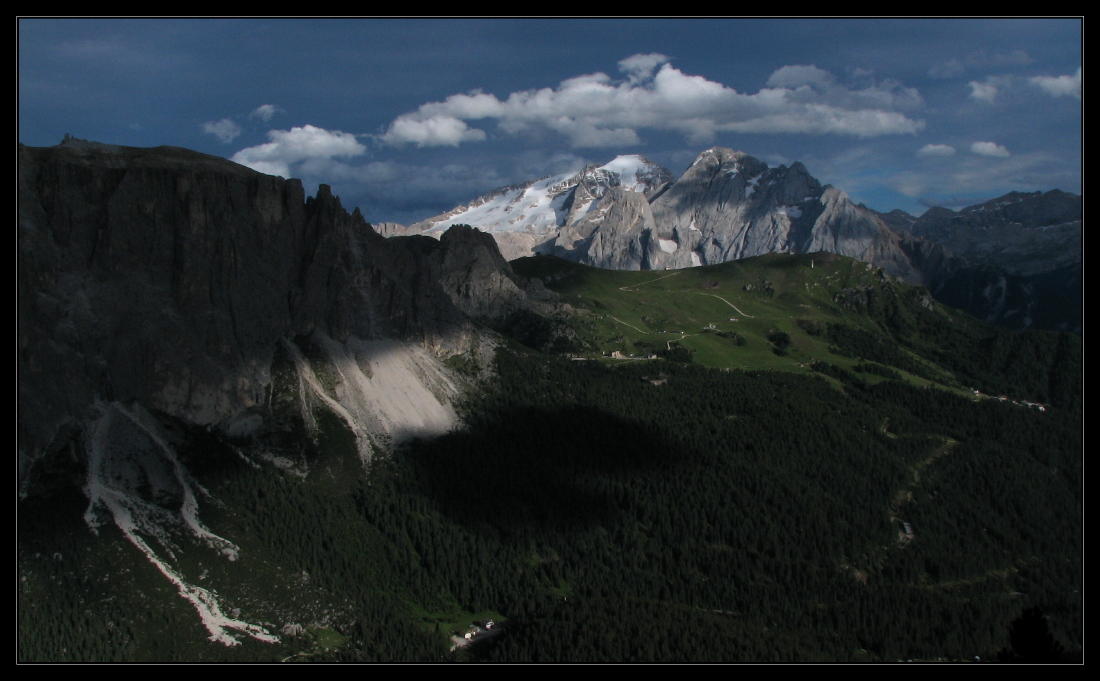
[19,18,1081,225]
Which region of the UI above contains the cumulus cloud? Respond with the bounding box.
[249,104,284,122]
[766,64,836,90]
[381,114,487,147]
[970,141,1011,157]
[379,55,925,149]
[203,118,242,144]
[968,77,1010,103]
[1029,67,1081,99]
[917,144,956,158]
[618,53,670,84]
[231,124,366,178]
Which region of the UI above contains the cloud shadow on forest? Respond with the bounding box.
[399,403,695,535]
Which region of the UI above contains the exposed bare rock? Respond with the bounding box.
[18,141,531,471]
[546,187,661,270]
[644,148,939,282]
[428,225,532,320]
[407,155,674,263]
[873,190,1082,332]
[371,221,417,238]
[902,190,1081,276]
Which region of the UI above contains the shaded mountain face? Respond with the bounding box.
[18,140,536,474]
[874,190,1082,333]
[894,190,1081,277]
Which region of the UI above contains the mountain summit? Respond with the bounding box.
[395,148,1080,332]
[406,148,947,285]
[408,154,673,261]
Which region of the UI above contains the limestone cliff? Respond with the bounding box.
[18,140,529,472]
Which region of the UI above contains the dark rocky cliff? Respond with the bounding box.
[875,190,1082,333]
[18,140,530,471]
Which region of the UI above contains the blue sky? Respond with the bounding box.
[20,18,1081,225]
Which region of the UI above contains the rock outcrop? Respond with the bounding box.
[876,190,1082,332]
[899,190,1082,277]
[18,140,532,473]
[644,149,939,282]
[408,155,675,263]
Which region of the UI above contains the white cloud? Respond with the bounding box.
[249,104,284,122]
[766,64,836,90]
[231,125,366,178]
[968,78,1002,103]
[203,118,242,144]
[1029,67,1081,99]
[618,53,670,84]
[970,141,1011,157]
[917,144,956,158]
[380,115,487,147]
[379,55,925,149]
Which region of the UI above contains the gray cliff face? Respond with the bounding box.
[646,149,933,281]
[551,147,946,285]
[406,155,674,261]
[18,142,526,467]
[20,143,308,452]
[427,225,539,320]
[885,190,1083,333]
[371,222,418,238]
[548,187,660,270]
[903,190,1082,276]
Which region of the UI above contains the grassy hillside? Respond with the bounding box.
[511,252,1080,410]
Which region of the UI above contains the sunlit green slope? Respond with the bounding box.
[511,252,1080,410]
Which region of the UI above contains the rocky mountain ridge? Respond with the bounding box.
[395,147,1080,332]
[406,155,674,261]
[888,189,1081,277]
[18,139,539,476]
[402,148,953,287]
[869,190,1082,332]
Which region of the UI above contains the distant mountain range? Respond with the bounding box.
[386,148,1080,333]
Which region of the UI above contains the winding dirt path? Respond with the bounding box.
[619,271,681,291]
[697,293,754,318]
[610,316,649,334]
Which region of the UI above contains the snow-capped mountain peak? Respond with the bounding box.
[413,155,674,242]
